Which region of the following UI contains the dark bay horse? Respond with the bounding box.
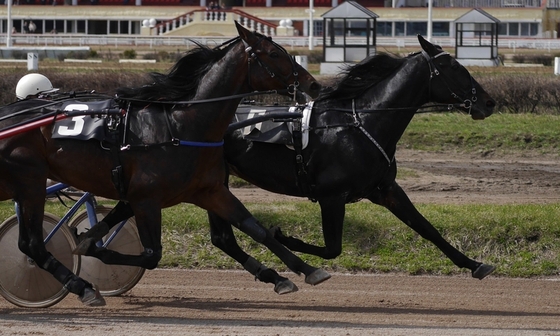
[214,35,497,279]
[0,22,324,307]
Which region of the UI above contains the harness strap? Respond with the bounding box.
[291,118,314,199]
[352,100,393,167]
[106,114,127,200]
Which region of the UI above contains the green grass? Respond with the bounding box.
[4,198,557,278]
[160,201,560,277]
[401,113,560,155]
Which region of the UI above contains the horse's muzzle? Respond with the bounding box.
[471,98,496,120]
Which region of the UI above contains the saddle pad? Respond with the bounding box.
[235,105,294,145]
[52,100,117,141]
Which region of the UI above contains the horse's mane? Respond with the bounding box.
[317,52,410,101]
[116,39,240,101]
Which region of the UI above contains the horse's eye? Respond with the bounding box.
[451,62,460,70]
[270,51,279,58]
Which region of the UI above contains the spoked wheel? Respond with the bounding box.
[68,206,145,297]
[0,213,80,308]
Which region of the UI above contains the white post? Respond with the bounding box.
[27,52,39,71]
[427,0,432,41]
[7,0,13,47]
[308,0,314,50]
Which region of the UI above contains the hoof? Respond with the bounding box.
[472,263,496,280]
[305,269,331,286]
[72,237,93,255]
[274,279,299,295]
[79,286,106,307]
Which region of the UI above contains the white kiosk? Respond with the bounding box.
[455,8,500,67]
[320,1,378,75]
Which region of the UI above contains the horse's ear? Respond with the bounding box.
[235,21,257,45]
[417,34,438,56]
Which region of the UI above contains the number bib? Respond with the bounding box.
[52,100,117,142]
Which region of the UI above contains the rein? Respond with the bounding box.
[0,93,113,123]
[117,89,288,106]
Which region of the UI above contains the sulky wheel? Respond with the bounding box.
[0,213,80,308]
[68,206,145,297]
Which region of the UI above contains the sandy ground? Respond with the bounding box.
[1,269,560,335]
[1,149,560,335]
[232,149,560,205]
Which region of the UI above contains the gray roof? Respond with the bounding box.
[321,1,379,19]
[455,8,500,23]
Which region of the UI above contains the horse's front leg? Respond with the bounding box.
[73,201,161,270]
[208,211,298,294]
[16,197,105,306]
[271,196,345,259]
[367,181,495,279]
[198,188,331,289]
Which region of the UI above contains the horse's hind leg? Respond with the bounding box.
[73,201,162,270]
[368,181,495,279]
[208,211,298,294]
[271,196,345,259]
[198,188,331,289]
[16,196,105,306]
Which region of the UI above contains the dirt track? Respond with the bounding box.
[233,149,560,205]
[1,150,560,335]
[1,269,560,335]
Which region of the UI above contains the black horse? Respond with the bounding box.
[212,35,497,279]
[0,22,325,307]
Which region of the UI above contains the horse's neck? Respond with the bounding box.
[353,58,429,149]
[178,44,249,141]
[196,43,250,100]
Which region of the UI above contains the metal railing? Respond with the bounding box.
[3,35,560,51]
[428,0,543,7]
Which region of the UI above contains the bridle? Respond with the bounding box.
[243,35,301,101]
[421,50,478,115]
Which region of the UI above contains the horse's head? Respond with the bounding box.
[418,35,495,120]
[235,21,322,99]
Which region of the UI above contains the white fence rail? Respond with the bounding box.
[3,35,560,51]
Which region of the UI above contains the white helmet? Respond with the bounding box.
[16,73,59,100]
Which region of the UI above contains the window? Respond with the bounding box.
[314,20,323,37]
[395,22,405,36]
[377,22,392,36]
[109,21,119,34]
[530,22,538,36]
[474,23,493,36]
[406,22,427,36]
[509,22,519,36]
[432,22,449,36]
[498,23,507,35]
[346,19,368,37]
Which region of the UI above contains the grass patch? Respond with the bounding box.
[163,201,560,277]
[401,113,560,155]
[4,199,555,277]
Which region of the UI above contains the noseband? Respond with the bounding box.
[421,50,478,115]
[243,36,301,100]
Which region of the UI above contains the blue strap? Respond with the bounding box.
[176,139,224,147]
